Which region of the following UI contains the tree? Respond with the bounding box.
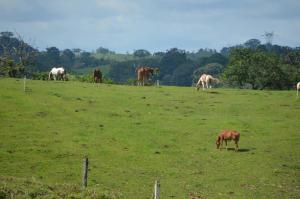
[133,49,151,57]
[223,48,253,87]
[60,49,75,69]
[223,48,289,89]
[0,31,37,76]
[170,62,196,86]
[96,47,114,54]
[244,39,261,49]
[46,47,60,67]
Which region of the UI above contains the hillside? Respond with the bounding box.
[0,78,299,198]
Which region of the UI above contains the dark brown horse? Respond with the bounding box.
[216,130,240,151]
[93,69,102,83]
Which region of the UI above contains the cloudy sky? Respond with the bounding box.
[0,0,299,53]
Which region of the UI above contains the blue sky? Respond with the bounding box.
[0,0,299,53]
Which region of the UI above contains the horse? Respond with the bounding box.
[216,130,240,152]
[93,69,102,83]
[136,66,156,86]
[196,74,207,90]
[297,82,300,97]
[205,74,220,89]
[48,67,67,81]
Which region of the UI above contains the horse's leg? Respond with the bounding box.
[225,140,228,150]
[220,139,223,150]
[235,140,239,152]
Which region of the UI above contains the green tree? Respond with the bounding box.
[133,49,151,58]
[60,49,75,69]
[46,47,60,67]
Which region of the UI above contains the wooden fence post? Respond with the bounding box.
[153,180,160,199]
[23,75,26,92]
[82,157,88,187]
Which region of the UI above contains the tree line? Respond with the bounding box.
[0,31,299,89]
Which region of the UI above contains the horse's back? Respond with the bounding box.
[220,130,240,140]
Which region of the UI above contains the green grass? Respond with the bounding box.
[0,78,299,198]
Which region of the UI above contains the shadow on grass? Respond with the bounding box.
[226,148,252,152]
[207,91,220,94]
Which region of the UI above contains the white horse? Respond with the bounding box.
[297,82,300,97]
[196,74,219,90]
[49,67,66,81]
[196,74,207,90]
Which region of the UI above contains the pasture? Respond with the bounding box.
[0,78,299,198]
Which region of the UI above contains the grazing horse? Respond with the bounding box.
[196,74,207,90]
[216,130,240,152]
[205,74,220,89]
[297,82,300,97]
[48,67,67,81]
[136,66,155,86]
[93,69,102,83]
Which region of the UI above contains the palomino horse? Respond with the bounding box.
[216,130,240,152]
[93,69,102,83]
[196,74,219,90]
[297,82,300,97]
[48,67,67,81]
[196,74,207,90]
[136,66,158,86]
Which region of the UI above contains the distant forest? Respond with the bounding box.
[0,31,299,89]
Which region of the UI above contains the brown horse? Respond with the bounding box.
[93,69,102,83]
[216,130,240,152]
[136,66,156,86]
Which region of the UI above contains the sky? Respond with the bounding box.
[0,0,299,53]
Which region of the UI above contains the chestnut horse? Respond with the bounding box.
[216,130,240,152]
[136,66,155,86]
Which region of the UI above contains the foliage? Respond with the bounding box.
[133,49,151,58]
[223,48,300,89]
[31,72,49,80]
[1,30,299,89]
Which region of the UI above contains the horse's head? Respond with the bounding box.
[148,68,154,76]
[216,136,221,149]
[154,67,160,75]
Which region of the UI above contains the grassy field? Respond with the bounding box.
[0,78,299,198]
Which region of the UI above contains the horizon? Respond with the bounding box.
[1,0,299,53]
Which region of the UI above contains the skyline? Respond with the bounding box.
[0,0,299,53]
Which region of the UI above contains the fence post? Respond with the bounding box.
[153,180,160,199]
[82,157,88,187]
[23,75,26,92]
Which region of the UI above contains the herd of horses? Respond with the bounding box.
[48,66,300,95]
[48,66,300,151]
